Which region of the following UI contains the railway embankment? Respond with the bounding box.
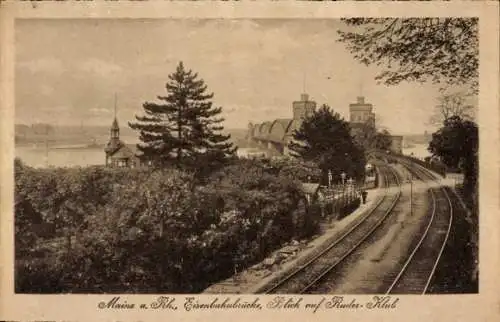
[406,166,478,293]
[427,183,478,293]
[394,159,477,293]
[202,187,383,294]
[311,165,428,294]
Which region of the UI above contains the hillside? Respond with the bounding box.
[15,124,249,148]
[16,124,431,151]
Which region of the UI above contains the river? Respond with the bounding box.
[15,144,431,168]
[16,146,105,168]
[402,144,431,159]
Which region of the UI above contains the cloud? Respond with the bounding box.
[89,107,111,115]
[14,19,445,134]
[39,105,72,113]
[197,19,261,32]
[79,58,123,78]
[224,107,237,114]
[40,84,54,96]
[17,57,64,74]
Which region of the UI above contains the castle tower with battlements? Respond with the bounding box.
[349,96,375,126]
[292,93,316,121]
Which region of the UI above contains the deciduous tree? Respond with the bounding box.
[373,129,393,151]
[353,120,393,151]
[428,116,478,193]
[338,18,478,92]
[289,105,366,183]
[429,91,476,126]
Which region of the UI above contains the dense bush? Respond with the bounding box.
[267,157,323,183]
[14,195,42,257]
[211,157,322,185]
[15,158,322,293]
[337,198,361,220]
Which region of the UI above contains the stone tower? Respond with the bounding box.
[349,96,375,126]
[292,93,316,121]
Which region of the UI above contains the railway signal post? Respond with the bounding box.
[410,171,413,216]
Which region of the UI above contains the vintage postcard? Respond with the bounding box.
[1,1,499,321]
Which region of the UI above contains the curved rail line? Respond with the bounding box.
[261,164,402,294]
[385,159,454,294]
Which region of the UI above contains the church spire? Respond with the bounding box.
[110,93,119,137]
[105,93,122,156]
[114,93,117,119]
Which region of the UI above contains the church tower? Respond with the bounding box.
[104,95,123,165]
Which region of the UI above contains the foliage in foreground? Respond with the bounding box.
[338,18,478,92]
[15,158,323,293]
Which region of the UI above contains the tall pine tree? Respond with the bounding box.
[129,62,236,170]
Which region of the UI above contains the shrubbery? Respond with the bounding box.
[337,198,361,220]
[15,157,322,293]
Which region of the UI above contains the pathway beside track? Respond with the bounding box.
[306,164,419,294]
[263,165,401,294]
[302,158,454,294]
[203,177,385,294]
[383,159,454,294]
[204,157,465,295]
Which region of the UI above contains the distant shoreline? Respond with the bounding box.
[15,142,431,169]
[16,143,105,150]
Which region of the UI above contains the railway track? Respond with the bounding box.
[260,164,402,294]
[384,159,453,294]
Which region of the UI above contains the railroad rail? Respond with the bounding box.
[384,158,453,294]
[260,164,402,294]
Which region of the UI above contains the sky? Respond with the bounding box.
[15,18,456,135]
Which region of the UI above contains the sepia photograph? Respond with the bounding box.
[11,16,482,297]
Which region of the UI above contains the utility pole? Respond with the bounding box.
[410,171,413,216]
[44,124,49,167]
[114,93,118,119]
